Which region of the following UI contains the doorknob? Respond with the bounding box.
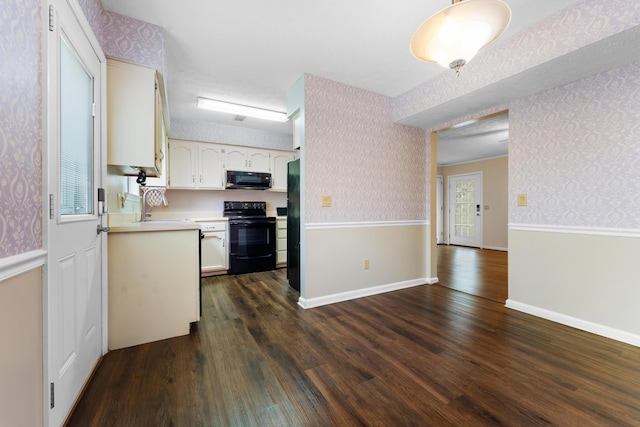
[97,225,110,234]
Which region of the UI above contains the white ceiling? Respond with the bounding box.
[100,0,581,163]
[437,113,509,166]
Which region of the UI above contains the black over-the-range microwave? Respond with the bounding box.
[225,170,272,190]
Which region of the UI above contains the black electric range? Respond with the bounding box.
[223,201,276,275]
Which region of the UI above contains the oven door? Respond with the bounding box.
[228,217,276,274]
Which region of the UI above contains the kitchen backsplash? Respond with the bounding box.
[107,172,287,223]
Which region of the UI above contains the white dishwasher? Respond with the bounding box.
[194,219,228,276]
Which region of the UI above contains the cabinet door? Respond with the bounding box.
[107,59,158,175]
[225,147,248,171]
[199,143,224,189]
[168,140,197,188]
[201,231,227,272]
[153,81,164,176]
[247,148,270,172]
[270,151,295,192]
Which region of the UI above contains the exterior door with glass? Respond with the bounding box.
[47,1,105,425]
[448,173,482,248]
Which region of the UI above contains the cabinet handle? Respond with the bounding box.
[192,174,195,183]
[200,175,202,183]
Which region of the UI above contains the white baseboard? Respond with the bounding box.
[0,250,47,282]
[483,246,508,251]
[298,278,430,309]
[505,299,640,348]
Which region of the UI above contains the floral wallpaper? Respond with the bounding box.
[77,0,165,73]
[100,10,165,72]
[304,74,427,223]
[509,61,640,228]
[76,0,102,34]
[170,118,293,151]
[0,0,42,257]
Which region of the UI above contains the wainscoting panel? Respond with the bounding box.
[508,225,640,346]
[302,221,431,305]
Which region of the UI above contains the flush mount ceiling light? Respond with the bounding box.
[197,97,289,122]
[410,0,511,76]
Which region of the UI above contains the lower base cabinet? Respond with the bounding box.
[276,217,287,267]
[108,229,199,350]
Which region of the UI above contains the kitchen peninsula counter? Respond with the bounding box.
[107,221,200,350]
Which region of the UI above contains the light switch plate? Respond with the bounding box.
[517,193,527,206]
[321,195,332,207]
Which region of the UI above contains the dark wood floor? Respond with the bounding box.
[437,245,508,303]
[68,265,640,426]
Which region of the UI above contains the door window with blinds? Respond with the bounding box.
[60,38,93,216]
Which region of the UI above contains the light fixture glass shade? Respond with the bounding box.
[410,0,511,70]
[197,97,289,122]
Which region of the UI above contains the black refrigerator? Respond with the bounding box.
[287,159,301,292]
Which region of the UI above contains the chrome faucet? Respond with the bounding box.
[141,189,152,222]
[140,188,168,221]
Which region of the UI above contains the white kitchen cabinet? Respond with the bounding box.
[198,220,228,275]
[225,147,270,172]
[168,139,224,189]
[108,228,200,350]
[143,114,168,186]
[276,217,287,266]
[199,144,225,188]
[107,59,166,177]
[270,151,296,192]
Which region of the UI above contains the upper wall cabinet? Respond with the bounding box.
[107,59,166,177]
[167,139,224,190]
[270,151,296,192]
[225,147,271,173]
[167,139,295,191]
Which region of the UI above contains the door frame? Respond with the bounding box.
[43,0,108,424]
[436,175,444,244]
[430,110,509,279]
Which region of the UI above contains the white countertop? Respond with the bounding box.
[108,219,201,233]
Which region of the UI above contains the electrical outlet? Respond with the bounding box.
[363,258,370,270]
[321,195,332,207]
[517,193,527,207]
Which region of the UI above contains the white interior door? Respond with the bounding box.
[448,173,482,248]
[47,1,105,425]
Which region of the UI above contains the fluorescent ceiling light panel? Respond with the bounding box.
[197,97,288,122]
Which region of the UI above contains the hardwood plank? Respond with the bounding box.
[67,262,640,426]
[437,245,508,302]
